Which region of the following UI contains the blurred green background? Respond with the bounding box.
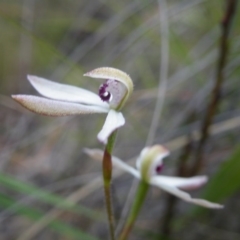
[0,0,240,239]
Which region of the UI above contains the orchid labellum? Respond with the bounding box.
[12,67,133,144]
[84,145,223,209]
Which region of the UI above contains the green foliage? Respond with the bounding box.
[0,173,102,221]
[0,193,100,240]
[192,145,240,218]
[0,0,239,239]
[202,145,240,202]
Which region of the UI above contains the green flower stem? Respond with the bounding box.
[102,130,118,240]
[119,180,149,240]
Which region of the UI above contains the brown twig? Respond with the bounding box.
[190,0,238,175]
[160,1,237,237]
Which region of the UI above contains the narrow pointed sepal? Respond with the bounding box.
[12,95,108,116]
[27,75,108,108]
[158,183,224,209]
[84,148,140,178]
[150,176,208,190]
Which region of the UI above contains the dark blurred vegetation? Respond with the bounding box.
[0,0,240,239]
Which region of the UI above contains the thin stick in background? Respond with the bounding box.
[161,0,238,238]
[190,0,238,175]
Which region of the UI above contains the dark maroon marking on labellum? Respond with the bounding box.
[99,82,111,102]
[156,164,163,174]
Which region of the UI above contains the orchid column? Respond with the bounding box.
[12,67,133,240]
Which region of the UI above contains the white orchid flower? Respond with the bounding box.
[12,67,133,144]
[84,145,223,209]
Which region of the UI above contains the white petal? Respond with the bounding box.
[83,148,140,178]
[12,95,108,116]
[150,176,208,190]
[156,183,223,209]
[28,75,109,108]
[97,109,125,144]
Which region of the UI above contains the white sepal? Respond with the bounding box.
[83,148,140,178]
[156,183,224,209]
[28,75,108,108]
[150,176,208,190]
[12,95,108,116]
[112,156,140,178]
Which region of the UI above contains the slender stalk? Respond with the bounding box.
[102,130,118,240]
[190,0,238,175]
[146,0,169,146]
[118,181,149,240]
[162,1,237,237]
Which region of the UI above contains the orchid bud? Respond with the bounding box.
[84,67,133,110]
[136,145,169,182]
